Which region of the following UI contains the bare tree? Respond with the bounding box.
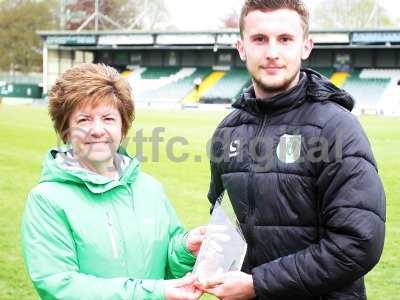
[221,9,239,29]
[0,0,57,72]
[313,0,396,29]
[126,0,172,30]
[63,0,136,30]
[62,0,171,31]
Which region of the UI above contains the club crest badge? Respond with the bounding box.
[276,134,302,163]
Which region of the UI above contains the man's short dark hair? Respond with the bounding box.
[239,0,310,38]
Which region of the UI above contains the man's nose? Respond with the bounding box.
[265,40,279,60]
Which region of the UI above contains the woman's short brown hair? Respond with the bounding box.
[48,63,134,143]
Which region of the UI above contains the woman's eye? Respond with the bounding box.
[105,117,115,121]
[77,118,88,123]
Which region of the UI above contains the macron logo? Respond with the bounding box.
[229,139,240,158]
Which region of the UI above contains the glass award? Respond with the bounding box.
[193,192,247,284]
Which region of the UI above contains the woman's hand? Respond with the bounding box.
[196,271,256,300]
[186,226,207,256]
[164,274,203,300]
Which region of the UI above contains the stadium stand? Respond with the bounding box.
[340,68,400,115]
[182,71,225,103]
[140,67,180,80]
[160,67,212,101]
[126,67,212,104]
[313,67,335,79]
[36,30,400,115]
[123,66,400,114]
[359,68,400,115]
[330,71,350,87]
[200,68,250,103]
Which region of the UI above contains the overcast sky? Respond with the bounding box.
[165,0,400,30]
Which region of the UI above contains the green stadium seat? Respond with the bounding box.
[200,68,250,103]
[140,67,180,79]
[342,69,390,109]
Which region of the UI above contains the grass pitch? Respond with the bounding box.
[0,104,398,299]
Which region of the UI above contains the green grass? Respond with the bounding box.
[0,104,399,299]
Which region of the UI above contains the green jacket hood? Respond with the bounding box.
[40,147,140,194]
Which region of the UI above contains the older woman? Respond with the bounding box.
[21,63,204,300]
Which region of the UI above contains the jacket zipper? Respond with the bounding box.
[127,184,135,212]
[247,114,269,267]
[106,212,119,258]
[125,184,146,274]
[249,114,269,212]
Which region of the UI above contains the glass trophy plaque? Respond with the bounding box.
[193,192,247,284]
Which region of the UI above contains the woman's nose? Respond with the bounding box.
[89,120,106,138]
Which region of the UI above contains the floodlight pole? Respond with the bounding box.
[43,45,48,95]
[95,0,99,31]
[128,0,149,30]
[376,0,380,27]
[365,0,380,28]
[60,0,66,30]
[76,0,123,32]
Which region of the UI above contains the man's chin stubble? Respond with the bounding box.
[253,72,299,96]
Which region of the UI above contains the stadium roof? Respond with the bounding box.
[37,29,400,50]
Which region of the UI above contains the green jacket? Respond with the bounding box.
[21,148,195,300]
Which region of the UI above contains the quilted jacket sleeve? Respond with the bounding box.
[163,193,196,279]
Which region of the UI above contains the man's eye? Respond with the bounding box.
[281,37,291,43]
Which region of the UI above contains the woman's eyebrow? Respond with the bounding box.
[103,112,117,117]
[75,113,90,117]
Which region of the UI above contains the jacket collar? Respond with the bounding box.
[232,68,354,115]
[40,146,140,194]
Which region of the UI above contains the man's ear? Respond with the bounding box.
[236,39,246,61]
[301,36,314,60]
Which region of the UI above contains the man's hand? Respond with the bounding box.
[186,226,207,256]
[164,274,203,300]
[197,271,256,300]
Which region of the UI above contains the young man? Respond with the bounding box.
[203,1,386,299]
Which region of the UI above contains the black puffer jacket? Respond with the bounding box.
[208,69,386,300]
